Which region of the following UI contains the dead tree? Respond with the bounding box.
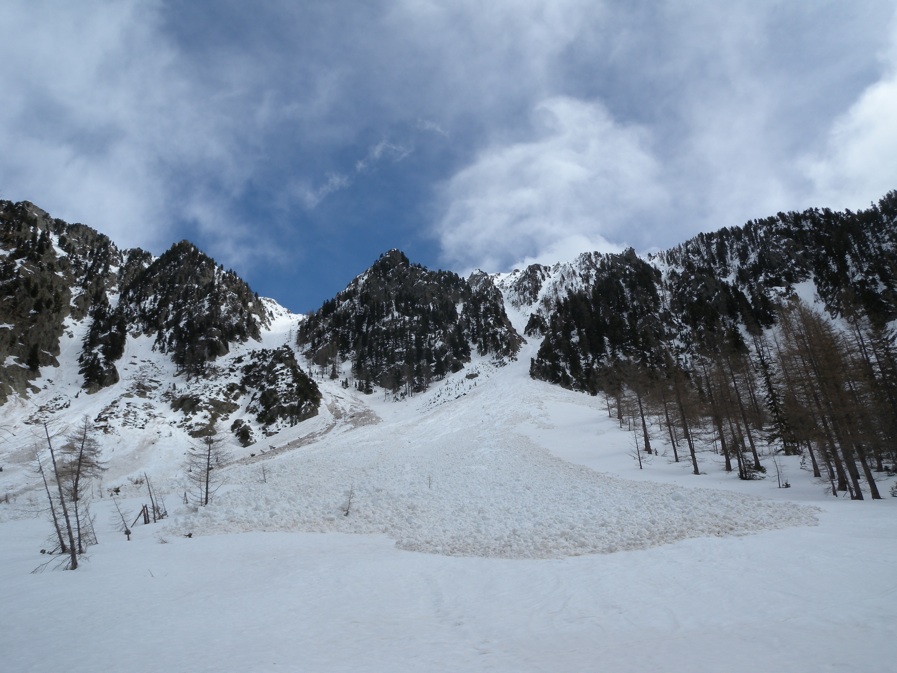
[186,430,231,506]
[44,424,78,570]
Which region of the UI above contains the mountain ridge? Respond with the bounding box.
[2,192,896,502]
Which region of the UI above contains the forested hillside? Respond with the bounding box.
[297,249,522,397]
[522,192,897,498]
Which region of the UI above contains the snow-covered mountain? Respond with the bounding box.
[296,249,523,398]
[2,196,896,673]
[1,200,318,433]
[2,194,897,499]
[498,196,897,496]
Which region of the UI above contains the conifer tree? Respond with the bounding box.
[186,429,230,506]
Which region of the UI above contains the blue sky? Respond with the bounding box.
[2,1,897,313]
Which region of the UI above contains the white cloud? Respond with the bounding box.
[3,0,896,296]
[804,21,897,210]
[382,0,607,126]
[295,173,352,210]
[434,97,666,272]
[0,0,261,255]
[354,140,413,173]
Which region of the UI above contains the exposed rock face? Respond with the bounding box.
[115,240,271,376]
[0,200,318,441]
[1,202,86,400]
[520,192,897,393]
[297,249,523,396]
[4,190,897,450]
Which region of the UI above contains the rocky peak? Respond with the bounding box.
[298,250,522,397]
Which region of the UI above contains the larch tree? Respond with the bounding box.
[186,429,231,506]
[59,416,105,553]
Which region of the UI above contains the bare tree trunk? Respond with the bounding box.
[145,473,158,522]
[700,360,732,472]
[615,390,624,428]
[673,379,700,475]
[35,451,66,553]
[69,428,84,553]
[725,357,762,472]
[804,438,822,479]
[714,410,732,473]
[817,412,849,494]
[660,388,680,462]
[45,425,78,569]
[851,439,882,499]
[636,391,652,455]
[728,415,747,480]
[204,439,212,506]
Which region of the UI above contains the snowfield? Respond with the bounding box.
[179,355,817,559]
[1,323,895,672]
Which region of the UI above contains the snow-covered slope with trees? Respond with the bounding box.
[0,200,321,459]
[2,196,896,672]
[1,328,893,672]
[500,193,897,497]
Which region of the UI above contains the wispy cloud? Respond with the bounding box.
[416,119,449,138]
[295,140,413,211]
[354,140,413,174]
[296,173,352,210]
[435,97,666,272]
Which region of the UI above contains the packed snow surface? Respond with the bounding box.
[2,317,894,673]
[181,357,816,558]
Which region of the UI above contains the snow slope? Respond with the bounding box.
[176,344,816,559]
[1,308,895,672]
[0,297,304,500]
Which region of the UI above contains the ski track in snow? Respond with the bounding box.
[175,347,818,559]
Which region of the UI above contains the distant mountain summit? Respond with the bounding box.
[297,249,522,397]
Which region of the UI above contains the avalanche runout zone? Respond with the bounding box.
[180,364,818,560]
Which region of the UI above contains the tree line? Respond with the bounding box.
[531,193,897,498]
[567,297,895,499]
